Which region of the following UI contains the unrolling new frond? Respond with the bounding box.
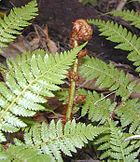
[79,56,136,99]
[95,120,139,161]
[88,19,140,72]
[78,89,116,123]
[112,10,140,29]
[0,44,84,142]
[0,0,38,52]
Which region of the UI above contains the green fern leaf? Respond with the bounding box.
[95,120,139,161]
[88,19,140,72]
[14,120,105,161]
[0,0,38,52]
[78,89,116,123]
[0,44,85,142]
[0,145,52,162]
[112,10,140,29]
[116,99,140,133]
[79,56,136,99]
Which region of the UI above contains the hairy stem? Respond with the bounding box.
[66,59,78,121]
[66,41,78,121]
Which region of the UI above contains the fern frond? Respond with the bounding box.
[0,145,52,162]
[79,56,136,99]
[15,120,105,161]
[0,0,38,52]
[0,45,84,142]
[78,89,116,123]
[112,10,140,29]
[95,120,139,161]
[88,19,140,72]
[116,99,140,133]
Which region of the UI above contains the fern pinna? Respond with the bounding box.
[77,89,116,123]
[112,10,140,29]
[94,120,139,162]
[88,18,140,73]
[0,120,105,162]
[0,0,38,52]
[115,99,140,134]
[79,56,136,100]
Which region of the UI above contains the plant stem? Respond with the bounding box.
[66,58,78,121]
[66,41,78,121]
[66,19,92,121]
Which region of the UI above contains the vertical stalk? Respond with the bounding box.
[66,58,78,121]
[66,19,93,121]
[66,40,78,121]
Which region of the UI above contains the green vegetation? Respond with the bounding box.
[0,1,139,161]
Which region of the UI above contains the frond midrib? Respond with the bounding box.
[111,128,126,162]
[110,24,140,57]
[111,131,126,161]
[26,131,87,150]
[120,143,126,162]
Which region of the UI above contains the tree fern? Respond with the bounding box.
[94,120,139,161]
[88,19,140,72]
[10,120,105,162]
[0,0,38,52]
[79,56,136,100]
[78,89,116,123]
[0,44,85,142]
[112,10,140,29]
[115,99,140,134]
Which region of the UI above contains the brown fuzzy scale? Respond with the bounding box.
[74,95,86,104]
[78,48,88,58]
[67,71,80,82]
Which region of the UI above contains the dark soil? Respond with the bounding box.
[35,0,131,64]
[3,0,140,65]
